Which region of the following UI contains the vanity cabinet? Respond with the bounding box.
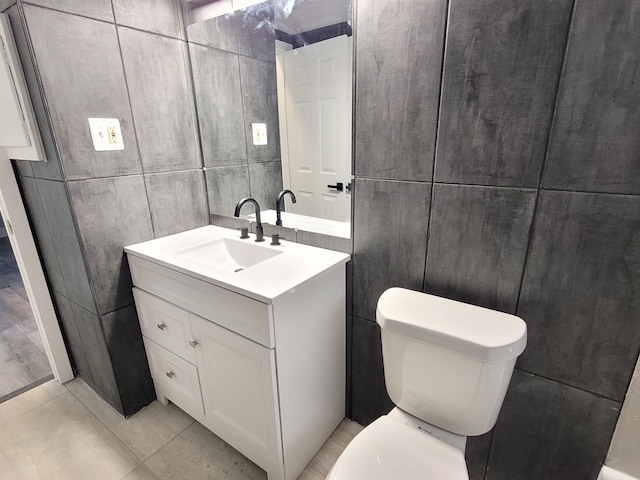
[126,234,348,480]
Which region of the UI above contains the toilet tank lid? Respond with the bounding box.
[376,288,527,363]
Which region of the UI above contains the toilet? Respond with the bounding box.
[327,288,527,479]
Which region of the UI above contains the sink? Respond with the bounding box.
[173,237,282,273]
[125,225,350,302]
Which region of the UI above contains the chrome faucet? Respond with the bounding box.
[234,198,264,242]
[276,190,297,226]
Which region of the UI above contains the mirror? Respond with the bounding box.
[185,0,353,238]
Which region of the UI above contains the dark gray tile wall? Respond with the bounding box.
[355,0,446,181]
[23,5,142,180]
[487,371,620,480]
[190,44,246,167]
[435,0,572,187]
[352,178,431,321]
[351,0,640,478]
[112,0,184,39]
[68,176,154,315]
[425,185,536,313]
[144,170,208,238]
[543,0,640,194]
[118,27,200,173]
[24,0,113,22]
[187,13,280,217]
[517,191,640,401]
[12,0,208,416]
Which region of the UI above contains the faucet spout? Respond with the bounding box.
[234,197,264,242]
[276,190,297,226]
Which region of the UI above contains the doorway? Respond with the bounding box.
[0,215,52,402]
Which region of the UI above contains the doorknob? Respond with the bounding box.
[327,182,344,192]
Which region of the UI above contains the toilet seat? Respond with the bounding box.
[326,416,469,479]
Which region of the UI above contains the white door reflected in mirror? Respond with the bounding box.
[277,35,352,223]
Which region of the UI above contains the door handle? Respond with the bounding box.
[327,182,344,192]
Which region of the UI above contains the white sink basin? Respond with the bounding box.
[125,225,350,302]
[174,237,282,273]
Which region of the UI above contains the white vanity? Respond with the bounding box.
[125,226,350,480]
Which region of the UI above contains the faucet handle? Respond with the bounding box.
[238,226,249,239]
[270,233,281,246]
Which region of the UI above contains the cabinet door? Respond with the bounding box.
[191,315,282,471]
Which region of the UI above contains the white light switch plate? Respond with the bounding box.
[252,123,267,145]
[88,118,124,151]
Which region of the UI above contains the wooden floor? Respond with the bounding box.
[0,237,52,402]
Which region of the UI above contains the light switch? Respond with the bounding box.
[252,123,267,146]
[88,118,124,151]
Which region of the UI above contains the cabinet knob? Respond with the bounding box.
[189,340,199,348]
[166,371,175,378]
[157,323,166,330]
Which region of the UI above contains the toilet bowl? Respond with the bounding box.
[327,288,527,479]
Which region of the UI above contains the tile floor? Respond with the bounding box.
[0,378,363,480]
[0,237,52,401]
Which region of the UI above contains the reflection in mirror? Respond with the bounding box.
[185,0,353,238]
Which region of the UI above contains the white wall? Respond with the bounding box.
[606,356,640,478]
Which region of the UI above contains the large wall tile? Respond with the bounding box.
[355,0,446,181]
[350,316,394,426]
[53,293,90,381]
[70,302,123,413]
[113,0,184,39]
[466,431,493,480]
[435,0,572,187]
[187,12,238,52]
[101,305,155,416]
[36,179,96,314]
[236,5,275,62]
[487,370,620,480]
[239,57,280,163]
[0,1,15,13]
[19,177,66,297]
[425,185,536,313]
[205,165,251,217]
[24,0,114,22]
[190,44,247,168]
[543,0,640,194]
[119,28,201,174]
[68,176,154,315]
[7,6,62,181]
[145,170,208,238]
[23,6,142,180]
[248,161,282,212]
[518,191,640,401]
[352,178,430,321]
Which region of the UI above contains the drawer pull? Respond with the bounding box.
[166,371,175,378]
[189,340,199,348]
[157,323,166,330]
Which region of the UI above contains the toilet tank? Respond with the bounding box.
[377,288,527,437]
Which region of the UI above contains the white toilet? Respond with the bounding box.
[327,287,527,479]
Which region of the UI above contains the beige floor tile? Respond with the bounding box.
[121,464,161,480]
[297,467,326,480]
[110,400,194,461]
[0,392,138,480]
[66,377,124,428]
[306,438,345,476]
[145,421,266,480]
[329,418,364,447]
[0,379,67,427]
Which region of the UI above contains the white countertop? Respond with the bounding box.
[125,225,350,303]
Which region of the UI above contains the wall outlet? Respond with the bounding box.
[252,123,268,146]
[88,118,124,151]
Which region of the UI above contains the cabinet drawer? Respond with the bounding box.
[128,256,274,347]
[134,288,197,363]
[143,338,204,417]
